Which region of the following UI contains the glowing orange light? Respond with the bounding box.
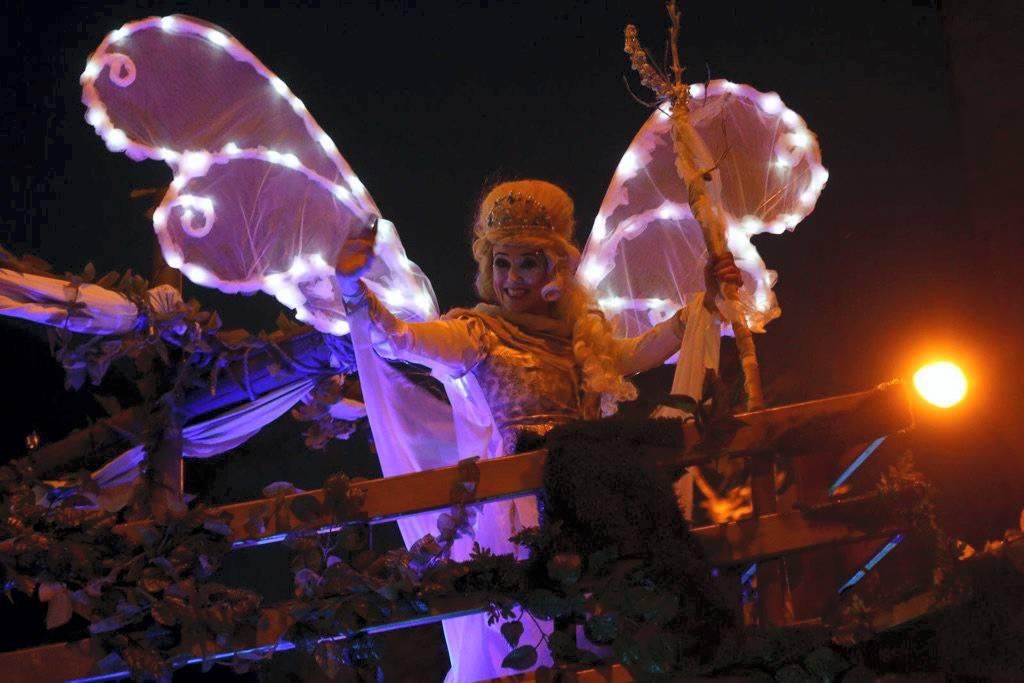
[913,361,967,408]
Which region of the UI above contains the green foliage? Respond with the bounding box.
[291,375,360,449]
[0,458,263,680]
[501,645,538,670]
[500,619,524,648]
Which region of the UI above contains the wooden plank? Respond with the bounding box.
[707,380,912,460]
[116,383,913,549]
[147,420,184,518]
[788,440,883,621]
[117,448,550,547]
[749,450,790,626]
[698,493,905,565]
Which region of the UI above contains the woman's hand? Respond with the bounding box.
[703,252,743,311]
[335,219,378,296]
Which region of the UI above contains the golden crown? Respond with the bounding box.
[485,192,554,231]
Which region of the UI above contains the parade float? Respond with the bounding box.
[1,5,1020,681]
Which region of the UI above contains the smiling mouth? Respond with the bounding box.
[503,287,529,299]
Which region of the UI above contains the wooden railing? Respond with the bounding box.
[0,382,915,682]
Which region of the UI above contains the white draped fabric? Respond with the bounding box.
[0,266,369,491]
[652,293,721,521]
[92,378,330,490]
[346,300,551,682]
[0,268,182,335]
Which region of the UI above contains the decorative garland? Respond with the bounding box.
[3,249,1022,679]
[7,441,1011,681]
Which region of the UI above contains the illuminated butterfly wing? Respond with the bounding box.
[580,80,827,338]
[81,15,437,333]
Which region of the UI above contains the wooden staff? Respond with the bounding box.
[625,1,764,410]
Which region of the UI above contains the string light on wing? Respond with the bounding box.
[580,79,827,342]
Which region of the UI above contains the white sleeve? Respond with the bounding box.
[345,283,490,378]
[615,295,720,380]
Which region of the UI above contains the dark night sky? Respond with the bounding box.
[3,1,1023,543]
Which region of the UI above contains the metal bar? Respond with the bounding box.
[829,435,887,496]
[838,533,905,593]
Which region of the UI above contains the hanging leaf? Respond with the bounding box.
[289,495,322,522]
[151,600,180,627]
[313,640,347,680]
[803,646,850,679]
[526,589,570,620]
[587,547,618,575]
[546,553,582,585]
[40,582,73,629]
[585,614,619,645]
[501,645,538,671]
[774,663,815,683]
[661,394,700,414]
[202,519,234,537]
[141,567,172,593]
[436,513,456,533]
[96,271,120,289]
[500,620,524,648]
[262,481,304,497]
[548,629,579,661]
[66,365,87,391]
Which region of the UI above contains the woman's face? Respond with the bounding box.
[491,243,550,315]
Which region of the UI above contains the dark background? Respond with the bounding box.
[2,0,1022,646]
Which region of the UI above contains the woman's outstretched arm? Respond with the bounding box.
[336,224,489,378]
[614,254,741,375]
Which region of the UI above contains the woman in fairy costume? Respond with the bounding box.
[75,13,823,681]
[336,178,740,682]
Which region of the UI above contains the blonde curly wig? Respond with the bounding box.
[472,180,637,412]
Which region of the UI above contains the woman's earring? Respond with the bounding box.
[541,275,563,302]
[541,254,564,302]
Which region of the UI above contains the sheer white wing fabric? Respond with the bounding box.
[81,10,500,557]
[580,80,827,339]
[81,15,437,333]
